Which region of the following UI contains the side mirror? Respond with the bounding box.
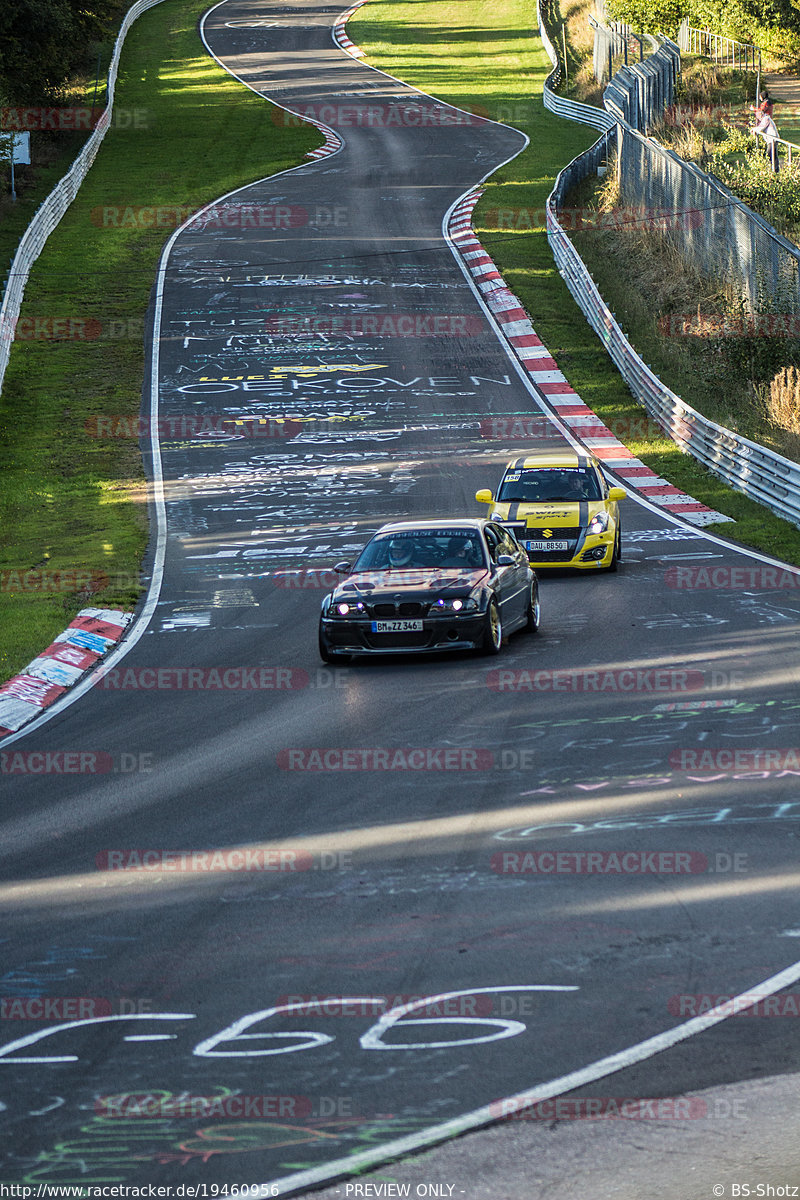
[475,489,494,505]
[333,561,352,575]
[496,554,515,566]
[607,487,627,502]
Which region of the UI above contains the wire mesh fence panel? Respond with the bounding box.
[617,124,800,312]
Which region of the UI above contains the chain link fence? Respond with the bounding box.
[616,124,800,311]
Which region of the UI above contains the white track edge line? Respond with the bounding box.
[265,956,800,1195]
[0,0,349,748]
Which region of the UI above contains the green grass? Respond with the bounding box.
[0,0,320,681]
[349,0,800,566]
[0,1,129,290]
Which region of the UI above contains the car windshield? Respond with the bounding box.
[497,468,602,502]
[353,531,487,571]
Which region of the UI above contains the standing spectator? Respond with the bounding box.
[754,89,774,119]
[752,107,780,172]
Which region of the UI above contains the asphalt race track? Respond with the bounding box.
[2,0,800,1194]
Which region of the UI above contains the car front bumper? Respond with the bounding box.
[525,532,616,570]
[320,613,486,654]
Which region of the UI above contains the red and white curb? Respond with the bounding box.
[449,190,733,527]
[305,127,343,159]
[333,0,368,57]
[0,608,132,739]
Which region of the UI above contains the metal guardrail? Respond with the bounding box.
[0,0,168,391]
[536,0,800,527]
[775,136,800,167]
[538,10,614,131]
[678,19,760,71]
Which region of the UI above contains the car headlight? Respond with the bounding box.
[332,601,366,617]
[587,511,610,535]
[430,597,479,614]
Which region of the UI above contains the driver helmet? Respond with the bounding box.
[448,536,477,564]
[566,473,588,497]
[388,538,413,567]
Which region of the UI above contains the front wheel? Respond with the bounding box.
[524,581,540,633]
[607,526,621,573]
[481,598,503,655]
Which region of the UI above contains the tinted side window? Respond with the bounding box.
[484,526,502,561]
[487,524,517,559]
[499,528,520,556]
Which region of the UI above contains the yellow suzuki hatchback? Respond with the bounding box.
[476,449,626,571]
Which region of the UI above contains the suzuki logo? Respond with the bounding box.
[543,529,553,538]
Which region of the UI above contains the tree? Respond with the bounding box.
[608,0,800,52]
[0,0,117,103]
[688,0,800,57]
[606,0,687,35]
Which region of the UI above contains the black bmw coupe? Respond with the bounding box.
[318,519,540,661]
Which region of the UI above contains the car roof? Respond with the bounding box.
[372,519,487,536]
[502,449,597,470]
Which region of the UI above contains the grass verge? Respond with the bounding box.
[0,0,320,681]
[1,133,90,295]
[0,0,134,293]
[349,0,800,566]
